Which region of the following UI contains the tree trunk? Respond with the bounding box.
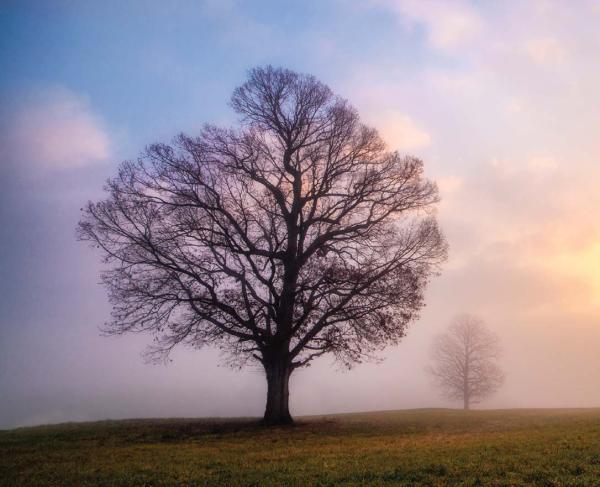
[463,362,470,410]
[263,358,293,425]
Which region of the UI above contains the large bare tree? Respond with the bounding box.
[427,314,504,410]
[78,66,447,424]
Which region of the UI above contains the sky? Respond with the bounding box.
[2,0,600,429]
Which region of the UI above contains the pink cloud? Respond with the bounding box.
[525,37,567,66]
[1,88,110,170]
[375,112,431,152]
[376,0,483,50]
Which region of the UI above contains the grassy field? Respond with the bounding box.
[2,408,600,486]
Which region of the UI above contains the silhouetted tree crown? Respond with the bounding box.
[79,66,447,424]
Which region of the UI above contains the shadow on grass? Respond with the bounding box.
[1,417,344,447]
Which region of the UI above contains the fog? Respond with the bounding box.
[2,0,600,429]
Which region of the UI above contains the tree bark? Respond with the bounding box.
[262,358,293,425]
[463,393,470,410]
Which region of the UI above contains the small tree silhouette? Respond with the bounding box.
[427,314,504,410]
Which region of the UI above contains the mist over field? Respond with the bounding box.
[3,0,600,430]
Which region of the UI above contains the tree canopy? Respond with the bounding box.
[79,66,447,423]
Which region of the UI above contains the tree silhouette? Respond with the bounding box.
[427,314,504,410]
[78,66,447,424]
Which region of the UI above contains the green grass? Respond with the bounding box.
[3,408,600,486]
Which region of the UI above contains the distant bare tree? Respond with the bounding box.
[427,314,504,410]
[78,66,447,425]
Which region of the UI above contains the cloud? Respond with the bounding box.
[441,150,600,317]
[378,0,483,50]
[350,1,600,327]
[525,37,567,65]
[376,112,431,152]
[0,88,110,171]
[437,175,462,194]
[527,155,558,172]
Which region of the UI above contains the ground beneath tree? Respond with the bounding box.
[2,408,600,486]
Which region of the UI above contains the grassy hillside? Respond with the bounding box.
[2,408,600,486]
